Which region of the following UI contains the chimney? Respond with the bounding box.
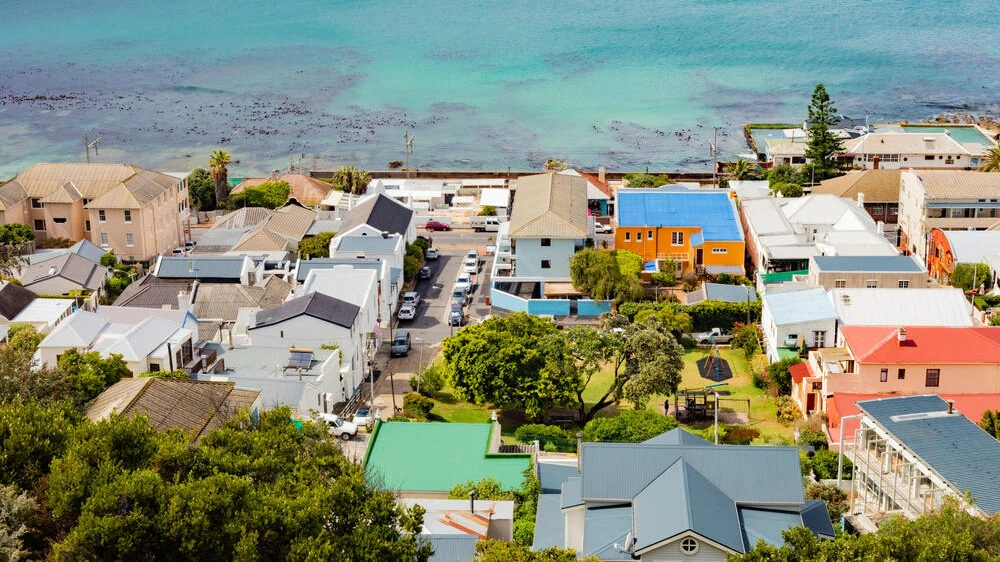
[270,169,279,181]
[576,431,584,473]
[872,155,880,169]
[857,192,865,207]
[897,327,906,345]
[947,400,954,414]
[177,288,192,312]
[469,491,476,514]
[598,165,606,184]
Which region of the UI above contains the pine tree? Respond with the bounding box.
[804,84,844,178]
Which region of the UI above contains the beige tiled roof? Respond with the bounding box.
[231,173,333,207]
[0,181,28,210]
[9,163,179,209]
[39,181,82,204]
[813,170,901,202]
[913,170,1000,199]
[232,227,294,252]
[86,378,260,441]
[509,173,588,238]
[844,133,973,155]
[213,207,274,229]
[191,277,291,321]
[264,203,317,239]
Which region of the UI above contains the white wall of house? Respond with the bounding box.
[762,306,837,362]
[513,237,579,279]
[300,267,381,346]
[563,507,585,553]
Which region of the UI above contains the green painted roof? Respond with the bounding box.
[778,347,801,361]
[760,270,808,284]
[363,421,531,492]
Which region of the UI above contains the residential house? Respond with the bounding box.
[192,202,317,262]
[86,378,261,441]
[230,173,333,207]
[23,239,107,266]
[329,232,405,275]
[0,163,190,262]
[740,194,897,274]
[37,309,194,375]
[845,395,1000,526]
[300,266,381,345]
[534,428,833,561]
[336,193,416,243]
[363,420,534,498]
[294,257,400,330]
[19,251,108,297]
[0,281,37,323]
[5,297,74,334]
[615,186,745,276]
[683,282,757,306]
[204,291,370,412]
[813,170,901,239]
[807,255,928,290]
[399,498,515,561]
[926,229,1000,283]
[153,255,260,284]
[795,325,1000,422]
[761,288,838,362]
[843,130,989,170]
[897,170,1000,261]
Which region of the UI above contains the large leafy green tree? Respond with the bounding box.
[185,167,215,211]
[566,313,685,421]
[330,165,371,195]
[475,539,599,562]
[56,349,130,403]
[0,484,37,561]
[569,249,644,303]
[231,180,291,209]
[728,159,761,181]
[582,410,678,442]
[951,263,993,291]
[804,84,844,176]
[297,231,336,258]
[981,409,1000,439]
[0,224,33,246]
[442,314,578,419]
[208,149,232,205]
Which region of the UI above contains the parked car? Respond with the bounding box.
[170,247,186,256]
[456,273,473,293]
[463,257,478,275]
[397,304,416,320]
[184,240,197,249]
[352,406,379,428]
[402,291,421,307]
[594,222,613,234]
[451,287,471,306]
[424,247,439,260]
[425,220,452,232]
[470,216,502,232]
[449,305,466,326]
[391,330,412,356]
[418,266,433,280]
[318,413,358,441]
[691,327,734,345]
[465,250,479,262]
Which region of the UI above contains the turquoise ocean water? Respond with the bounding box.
[0,0,997,177]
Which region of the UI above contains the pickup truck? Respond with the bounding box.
[470,216,503,232]
[691,328,734,345]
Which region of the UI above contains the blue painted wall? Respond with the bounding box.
[527,299,570,316]
[578,299,612,317]
[513,238,580,278]
[490,287,528,312]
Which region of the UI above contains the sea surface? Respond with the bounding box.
[0,0,998,177]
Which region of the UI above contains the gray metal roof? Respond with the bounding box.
[738,507,806,550]
[580,443,804,505]
[799,500,836,538]
[423,534,477,562]
[20,252,105,290]
[857,394,1000,516]
[532,493,566,550]
[252,292,359,330]
[703,283,758,304]
[560,477,583,509]
[811,255,923,273]
[338,194,413,237]
[157,256,246,280]
[582,505,633,561]
[643,427,713,446]
[633,460,744,553]
[333,234,402,254]
[538,460,579,493]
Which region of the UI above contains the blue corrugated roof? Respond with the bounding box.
[643,428,712,446]
[423,534,477,562]
[800,500,836,538]
[738,507,804,550]
[811,255,923,273]
[532,493,566,550]
[157,256,245,280]
[582,505,633,561]
[857,395,1000,516]
[762,288,837,325]
[561,477,583,509]
[538,461,577,493]
[335,235,401,253]
[617,188,742,241]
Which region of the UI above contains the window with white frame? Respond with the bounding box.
[624,232,631,242]
[98,209,106,222]
[680,538,699,555]
[647,230,653,239]
[712,248,727,254]
[125,233,134,247]
[671,232,684,245]
[100,233,108,246]
[124,210,132,223]
[636,232,642,242]
[813,331,826,347]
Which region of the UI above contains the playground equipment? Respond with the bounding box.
[697,332,733,382]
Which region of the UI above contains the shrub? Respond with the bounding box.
[775,396,802,424]
[386,415,410,422]
[403,255,420,281]
[583,410,677,443]
[402,393,434,419]
[651,270,676,286]
[749,354,770,376]
[514,424,574,452]
[806,482,849,524]
[722,426,760,445]
[731,322,762,358]
[811,449,851,480]
[411,236,431,251]
[751,434,794,446]
[681,270,699,291]
[798,427,828,449]
[768,357,801,396]
[479,205,497,216]
[405,243,425,263]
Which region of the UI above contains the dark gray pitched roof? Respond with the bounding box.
[0,281,36,321]
[799,500,836,538]
[338,194,413,236]
[738,507,808,550]
[156,256,245,281]
[643,428,713,446]
[20,252,105,290]
[113,274,183,308]
[857,394,1000,515]
[533,493,566,550]
[560,477,583,509]
[811,255,923,273]
[251,292,359,330]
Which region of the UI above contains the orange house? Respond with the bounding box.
[927,228,1000,282]
[614,186,745,275]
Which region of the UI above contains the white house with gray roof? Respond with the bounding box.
[534,428,833,561]
[761,288,839,362]
[336,193,416,243]
[153,255,261,284]
[294,257,400,330]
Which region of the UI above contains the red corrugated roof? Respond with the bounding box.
[790,362,812,384]
[840,326,1000,364]
[576,171,612,197]
[827,392,1000,443]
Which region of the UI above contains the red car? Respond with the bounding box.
[425,220,452,231]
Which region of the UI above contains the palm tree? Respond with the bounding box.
[208,150,232,204]
[980,143,1000,172]
[728,159,758,181]
[332,165,371,195]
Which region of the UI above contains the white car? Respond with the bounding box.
[595,222,613,234]
[456,273,474,293]
[398,304,416,320]
[402,291,421,308]
[352,406,379,428]
[424,248,439,260]
[318,413,358,441]
[463,257,478,275]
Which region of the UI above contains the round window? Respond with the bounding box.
[680,537,699,555]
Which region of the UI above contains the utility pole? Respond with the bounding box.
[84,134,101,164]
[710,126,721,188]
[404,131,415,179]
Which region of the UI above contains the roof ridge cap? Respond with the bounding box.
[123,377,155,413]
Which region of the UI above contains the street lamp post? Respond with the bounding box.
[414,337,425,394]
[706,382,728,445]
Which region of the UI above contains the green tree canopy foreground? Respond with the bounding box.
[231,180,291,209]
[0,401,431,561]
[0,223,34,245]
[951,263,994,292]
